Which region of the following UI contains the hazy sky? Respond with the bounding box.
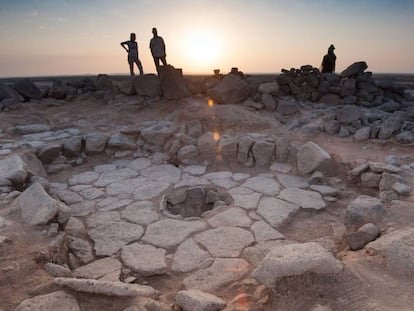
[0,0,413,77]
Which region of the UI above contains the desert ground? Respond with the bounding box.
[1,65,414,311]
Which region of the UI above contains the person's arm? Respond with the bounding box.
[120,41,129,53]
[161,37,166,55]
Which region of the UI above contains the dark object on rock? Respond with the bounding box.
[341,62,368,78]
[159,66,190,100]
[13,79,42,100]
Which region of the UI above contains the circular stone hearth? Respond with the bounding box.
[163,186,233,218]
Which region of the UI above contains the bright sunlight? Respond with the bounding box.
[181,28,221,73]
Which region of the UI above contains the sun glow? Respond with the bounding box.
[182,29,221,72]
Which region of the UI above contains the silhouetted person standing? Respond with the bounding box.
[321,44,336,73]
[121,33,144,76]
[150,27,167,75]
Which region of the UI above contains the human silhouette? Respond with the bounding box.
[321,44,336,73]
[121,33,144,76]
[149,27,167,75]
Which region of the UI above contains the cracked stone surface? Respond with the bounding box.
[121,243,167,276]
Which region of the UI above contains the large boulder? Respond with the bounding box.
[0,82,24,102]
[119,79,137,96]
[297,142,331,175]
[49,80,67,99]
[277,99,299,115]
[340,62,368,78]
[159,66,190,100]
[12,182,63,226]
[95,74,113,90]
[133,74,162,97]
[258,81,279,95]
[346,223,379,251]
[252,242,342,288]
[0,155,28,184]
[207,74,250,105]
[13,79,42,100]
[378,111,406,139]
[85,133,108,154]
[140,121,177,146]
[344,195,385,229]
[336,105,361,125]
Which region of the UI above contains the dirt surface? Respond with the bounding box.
[1,76,414,311]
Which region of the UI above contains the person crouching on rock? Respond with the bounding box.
[121,33,144,76]
[321,44,336,73]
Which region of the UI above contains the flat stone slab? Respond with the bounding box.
[68,171,100,186]
[228,187,262,210]
[194,227,254,257]
[54,278,159,297]
[73,257,121,280]
[278,188,326,210]
[241,175,281,196]
[94,168,138,187]
[276,173,309,189]
[182,165,207,176]
[251,221,284,241]
[121,201,159,226]
[183,258,249,292]
[257,197,300,228]
[310,185,339,196]
[133,181,171,200]
[121,243,167,276]
[105,176,149,196]
[252,242,342,288]
[207,207,252,228]
[176,289,226,311]
[89,221,144,256]
[79,187,105,200]
[127,158,152,171]
[86,211,121,228]
[141,164,182,184]
[270,162,292,173]
[14,291,81,311]
[172,238,212,273]
[175,174,210,188]
[142,219,207,250]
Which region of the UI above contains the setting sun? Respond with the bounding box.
[181,29,221,72]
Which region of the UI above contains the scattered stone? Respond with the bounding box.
[309,185,339,196]
[346,223,379,251]
[297,142,331,175]
[252,140,275,166]
[353,127,371,141]
[194,227,255,257]
[278,188,326,210]
[351,162,369,177]
[251,221,284,241]
[73,257,121,280]
[36,143,61,164]
[379,173,406,192]
[252,242,342,288]
[395,131,414,144]
[324,120,340,135]
[258,81,279,94]
[257,197,299,228]
[85,133,108,154]
[0,155,28,184]
[344,195,385,229]
[12,182,63,226]
[172,238,211,273]
[368,162,400,174]
[360,172,382,188]
[14,291,80,311]
[340,62,368,78]
[121,243,167,276]
[44,263,72,278]
[62,136,83,157]
[142,219,206,250]
[121,201,159,226]
[241,175,281,196]
[277,99,299,115]
[229,187,262,210]
[392,182,412,196]
[176,289,226,311]
[54,277,159,297]
[183,258,249,292]
[207,207,252,228]
[107,134,137,150]
[141,121,177,146]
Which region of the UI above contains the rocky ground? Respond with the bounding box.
[1,66,414,311]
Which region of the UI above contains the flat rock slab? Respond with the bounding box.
[183,258,249,292]
[172,238,211,273]
[133,181,170,200]
[252,242,342,288]
[14,291,81,311]
[121,243,167,276]
[68,171,100,186]
[229,187,262,210]
[278,188,326,210]
[207,207,252,228]
[94,168,138,187]
[12,182,62,226]
[276,173,309,189]
[194,227,254,257]
[241,175,281,196]
[121,201,159,226]
[251,221,284,241]
[141,164,182,184]
[73,257,121,280]
[297,142,331,175]
[142,219,207,250]
[89,221,144,256]
[0,155,28,184]
[86,211,120,228]
[257,197,300,228]
[127,158,152,171]
[176,289,226,311]
[310,185,339,196]
[54,278,159,297]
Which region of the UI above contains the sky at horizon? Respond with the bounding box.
[0,0,414,77]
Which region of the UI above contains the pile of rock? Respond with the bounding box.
[351,161,412,202]
[276,62,407,105]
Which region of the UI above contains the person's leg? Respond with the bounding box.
[153,57,160,75]
[135,59,144,76]
[128,60,134,76]
[160,56,167,66]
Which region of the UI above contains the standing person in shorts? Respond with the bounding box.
[149,27,167,75]
[121,33,144,76]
